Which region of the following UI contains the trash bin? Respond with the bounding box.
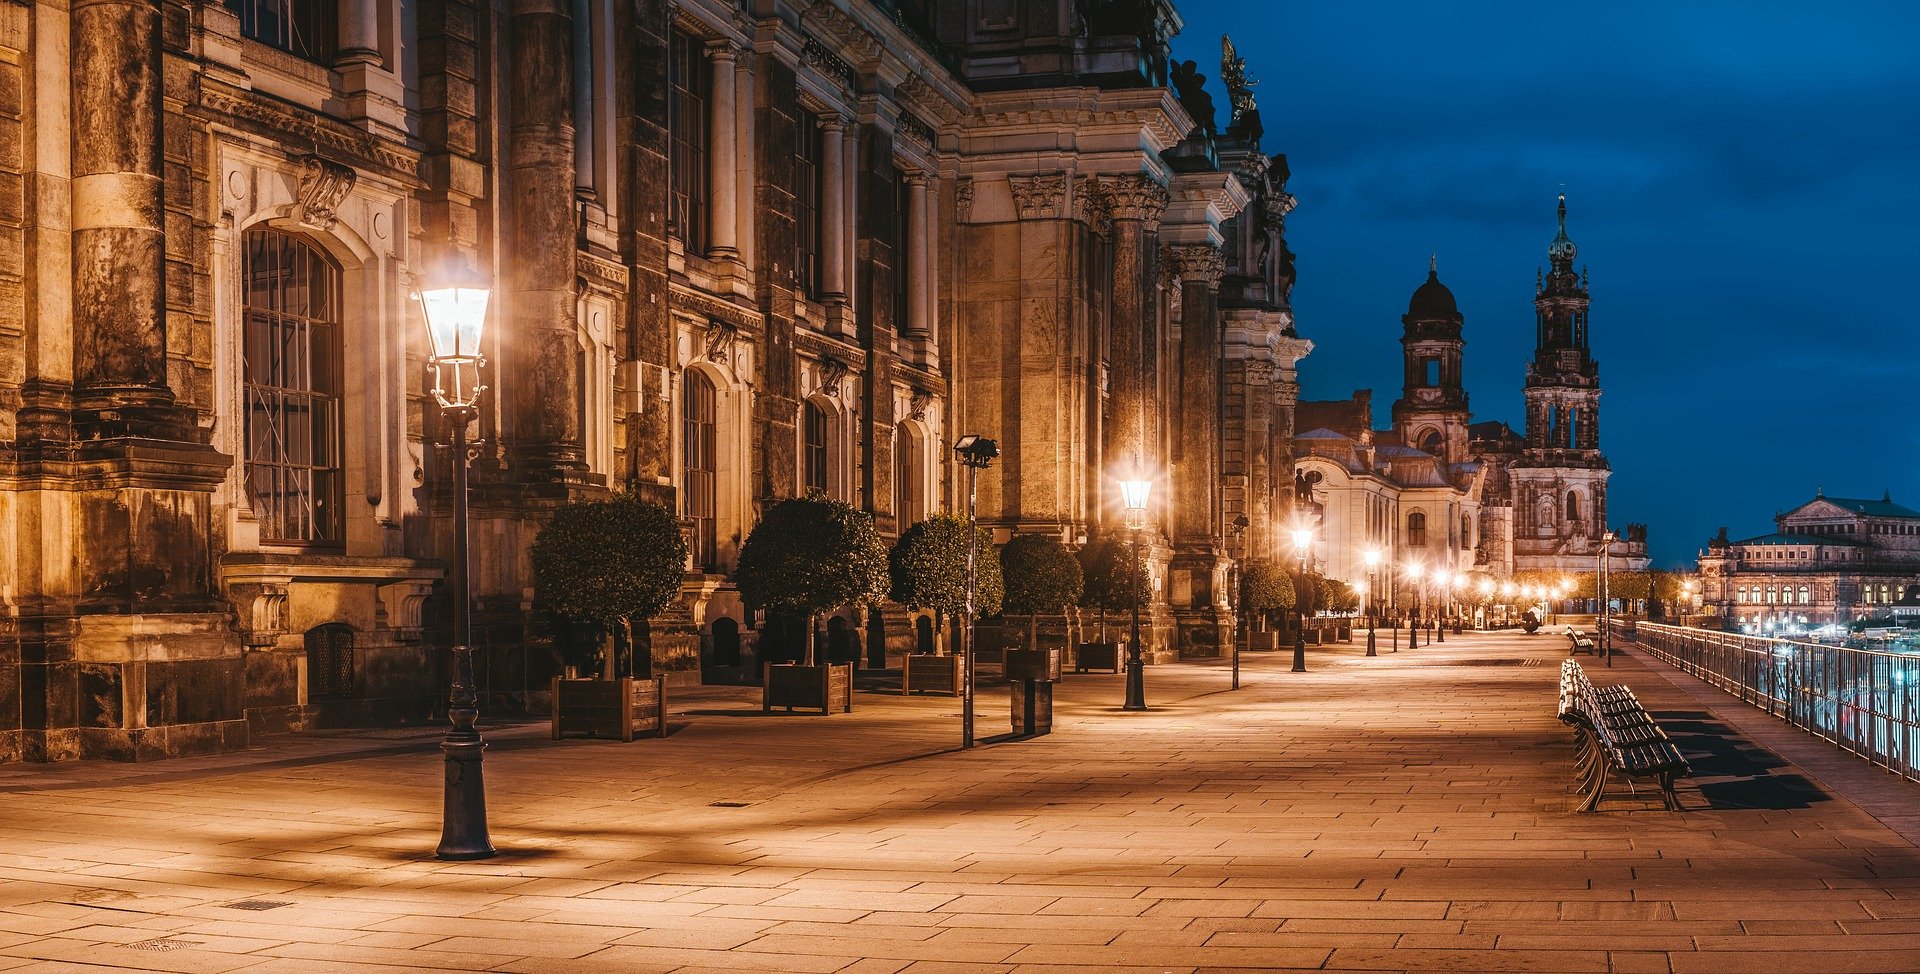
[1004,648,1058,736]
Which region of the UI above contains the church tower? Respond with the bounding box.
[1510,195,1614,569]
[1391,258,1471,464]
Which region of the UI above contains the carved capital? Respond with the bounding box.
[1264,191,1297,226]
[1164,243,1226,286]
[1099,173,1171,231]
[1244,359,1277,386]
[1008,172,1070,221]
[293,154,356,232]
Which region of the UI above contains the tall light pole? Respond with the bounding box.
[954,435,999,749]
[1230,514,1249,690]
[1119,477,1153,711]
[1435,572,1450,643]
[420,267,494,861]
[1363,548,1381,657]
[1406,561,1424,648]
[1600,529,1616,667]
[1290,525,1313,673]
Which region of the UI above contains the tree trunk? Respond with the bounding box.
[805,612,818,667]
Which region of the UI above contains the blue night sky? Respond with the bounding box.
[1169,2,1920,568]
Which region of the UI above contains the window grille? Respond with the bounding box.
[682,371,718,570]
[795,115,823,298]
[226,0,337,63]
[803,401,829,495]
[304,624,354,702]
[667,30,709,253]
[243,230,344,546]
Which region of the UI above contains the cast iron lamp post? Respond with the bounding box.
[1600,529,1616,667]
[1406,561,1424,648]
[1435,571,1450,643]
[1363,548,1381,657]
[1289,525,1313,673]
[420,268,494,861]
[1120,477,1152,711]
[954,435,999,748]
[1230,514,1249,690]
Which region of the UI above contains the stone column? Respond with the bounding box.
[705,40,738,261]
[570,0,594,195]
[1165,243,1226,548]
[505,0,584,475]
[904,172,928,336]
[840,125,858,318]
[69,0,174,428]
[1098,175,1170,483]
[921,177,939,356]
[336,0,382,65]
[820,115,848,301]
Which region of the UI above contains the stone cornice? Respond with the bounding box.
[669,283,762,332]
[196,80,421,183]
[969,88,1193,154]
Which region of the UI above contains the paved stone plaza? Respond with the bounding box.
[1,631,1917,974]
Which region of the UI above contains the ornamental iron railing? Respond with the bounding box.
[1619,620,1920,784]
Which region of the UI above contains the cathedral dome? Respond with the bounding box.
[1407,264,1458,319]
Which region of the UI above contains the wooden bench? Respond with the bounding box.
[1565,627,1597,656]
[1557,660,1689,811]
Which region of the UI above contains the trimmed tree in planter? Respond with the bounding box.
[1240,557,1295,625]
[736,496,888,713]
[890,515,1003,652]
[1000,534,1083,654]
[531,492,686,740]
[890,515,1001,694]
[1076,535,1148,671]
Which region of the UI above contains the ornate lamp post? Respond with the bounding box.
[1230,513,1250,691]
[1406,561,1424,648]
[1289,525,1313,673]
[1119,477,1153,711]
[420,267,494,861]
[1600,530,1616,667]
[953,435,1000,749]
[1477,578,1493,629]
[1435,572,1451,643]
[1363,548,1381,657]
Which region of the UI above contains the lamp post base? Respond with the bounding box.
[1123,649,1147,710]
[1366,623,1376,657]
[436,737,494,860]
[1290,633,1306,673]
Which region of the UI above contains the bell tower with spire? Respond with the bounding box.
[1391,256,1471,464]
[1510,195,1640,570]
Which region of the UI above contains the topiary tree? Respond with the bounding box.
[999,534,1084,649]
[735,495,889,666]
[1324,578,1361,614]
[1239,558,1295,623]
[1078,535,1149,643]
[530,492,688,680]
[889,515,1002,653]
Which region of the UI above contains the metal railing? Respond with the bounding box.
[1616,620,1920,783]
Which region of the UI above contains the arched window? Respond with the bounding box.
[682,371,718,570]
[1461,514,1472,549]
[803,400,830,495]
[1407,511,1427,548]
[1799,585,1811,605]
[226,0,337,63]
[894,424,920,530]
[1565,490,1580,521]
[1419,430,1442,453]
[243,229,344,545]
[1736,586,1747,603]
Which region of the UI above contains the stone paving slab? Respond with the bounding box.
[0,631,1917,972]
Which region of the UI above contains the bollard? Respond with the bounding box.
[1011,677,1053,736]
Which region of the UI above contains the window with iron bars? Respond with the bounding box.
[243,230,344,546]
[225,0,337,64]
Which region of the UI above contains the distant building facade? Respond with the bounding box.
[0,0,1306,762]
[1697,492,1920,630]
[1294,197,1648,597]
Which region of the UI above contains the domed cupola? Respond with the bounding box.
[1406,256,1460,321]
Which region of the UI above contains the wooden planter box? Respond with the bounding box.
[1249,632,1280,652]
[1005,647,1062,683]
[1075,642,1123,673]
[902,654,961,696]
[763,662,853,714]
[550,677,666,742]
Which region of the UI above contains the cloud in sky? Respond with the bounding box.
[1173,0,1920,566]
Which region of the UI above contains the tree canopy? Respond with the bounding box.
[1239,558,1295,613]
[889,514,1003,619]
[1000,534,1084,614]
[735,495,889,620]
[530,492,687,631]
[1078,535,1149,612]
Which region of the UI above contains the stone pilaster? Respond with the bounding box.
[1163,242,1230,656]
[705,40,739,262]
[615,0,673,503]
[504,0,586,479]
[819,115,848,305]
[1095,175,1169,497]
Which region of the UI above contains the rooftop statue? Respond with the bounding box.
[1170,59,1217,139]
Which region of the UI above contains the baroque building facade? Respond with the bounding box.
[1292,198,1647,601]
[1697,492,1920,631]
[0,0,1305,762]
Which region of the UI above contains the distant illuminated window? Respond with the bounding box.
[1799,586,1810,605]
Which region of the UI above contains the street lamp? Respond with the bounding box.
[1230,513,1250,691]
[1363,548,1381,657]
[1600,530,1616,667]
[1477,577,1493,629]
[1290,525,1314,672]
[1405,560,1424,648]
[954,435,1000,748]
[1435,572,1451,643]
[1119,476,1153,711]
[420,265,493,861]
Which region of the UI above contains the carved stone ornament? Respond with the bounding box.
[818,356,851,399]
[292,154,356,232]
[1008,172,1071,221]
[704,319,738,364]
[954,177,975,223]
[1098,173,1171,231]
[908,390,933,422]
[1164,242,1227,286]
[1076,176,1111,235]
[1244,359,1276,385]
